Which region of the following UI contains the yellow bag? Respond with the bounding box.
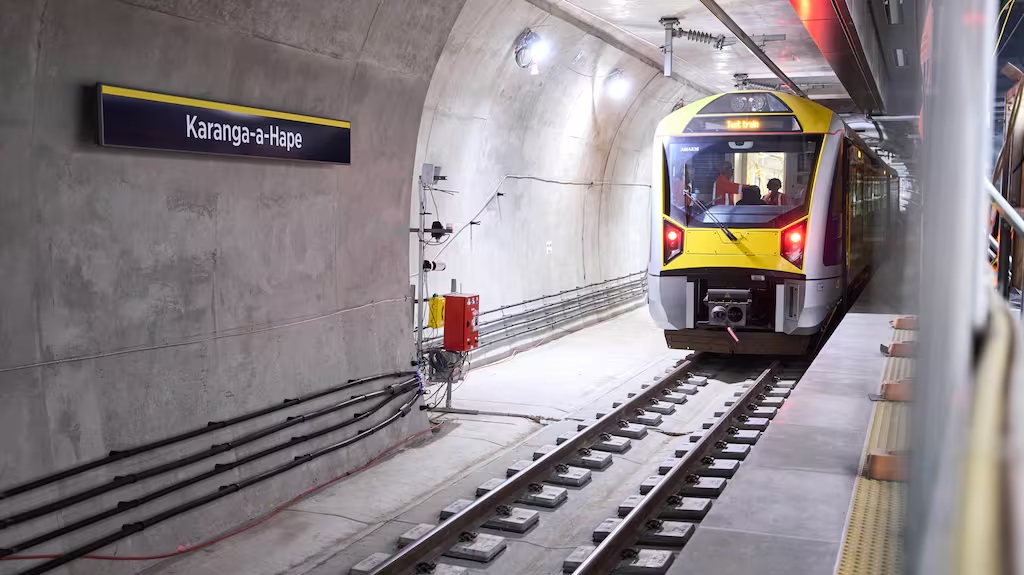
[427,294,445,329]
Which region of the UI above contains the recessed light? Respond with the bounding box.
[884,0,903,25]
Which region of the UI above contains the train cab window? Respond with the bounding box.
[664,135,823,229]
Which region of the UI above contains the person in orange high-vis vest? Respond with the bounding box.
[713,162,741,205]
[764,178,785,205]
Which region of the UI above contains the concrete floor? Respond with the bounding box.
[142,309,698,575]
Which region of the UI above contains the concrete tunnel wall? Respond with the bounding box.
[0,0,705,571]
[0,0,464,572]
[410,0,708,313]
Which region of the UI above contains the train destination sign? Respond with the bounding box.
[96,84,351,164]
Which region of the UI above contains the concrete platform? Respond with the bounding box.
[667,311,897,575]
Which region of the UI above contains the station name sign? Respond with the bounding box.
[96,84,351,164]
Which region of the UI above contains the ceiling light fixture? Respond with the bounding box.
[607,69,629,99]
[514,29,550,74]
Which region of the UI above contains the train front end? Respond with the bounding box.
[647,91,845,355]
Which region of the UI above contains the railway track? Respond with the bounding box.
[349,354,801,575]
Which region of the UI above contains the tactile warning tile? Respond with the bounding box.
[837,323,911,575]
[835,478,905,575]
[866,402,908,456]
[881,328,915,382]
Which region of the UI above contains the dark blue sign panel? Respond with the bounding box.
[97,84,351,164]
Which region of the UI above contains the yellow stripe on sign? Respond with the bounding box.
[100,85,351,129]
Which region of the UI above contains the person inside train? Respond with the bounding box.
[713,161,742,205]
[764,178,785,205]
[736,185,766,205]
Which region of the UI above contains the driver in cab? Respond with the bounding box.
[713,162,742,206]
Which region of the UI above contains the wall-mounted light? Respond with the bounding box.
[883,0,903,25]
[607,69,629,99]
[515,29,551,74]
[894,48,907,67]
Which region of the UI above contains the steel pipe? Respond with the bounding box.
[988,180,1024,236]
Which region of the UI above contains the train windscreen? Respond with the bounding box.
[663,134,824,229]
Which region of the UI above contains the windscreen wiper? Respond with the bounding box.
[683,190,739,241]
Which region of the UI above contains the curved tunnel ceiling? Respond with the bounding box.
[526,0,852,101]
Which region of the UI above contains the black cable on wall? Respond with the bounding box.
[0,382,419,559]
[0,378,417,530]
[0,370,414,501]
[12,389,423,575]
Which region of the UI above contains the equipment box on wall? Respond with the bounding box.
[443,294,479,352]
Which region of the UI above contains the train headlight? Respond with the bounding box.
[781,221,807,269]
[711,305,727,321]
[664,220,684,264]
[725,93,770,113]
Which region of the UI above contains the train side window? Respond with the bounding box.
[823,148,844,267]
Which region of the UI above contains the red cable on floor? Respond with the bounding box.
[2,421,444,562]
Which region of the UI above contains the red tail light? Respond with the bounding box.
[781,221,806,268]
[664,221,684,264]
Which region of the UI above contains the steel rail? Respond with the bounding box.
[366,353,705,575]
[571,360,782,574]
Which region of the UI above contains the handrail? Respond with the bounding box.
[987,180,1024,236]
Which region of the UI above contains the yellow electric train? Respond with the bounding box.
[647,91,897,355]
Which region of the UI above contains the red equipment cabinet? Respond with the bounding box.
[443,294,479,352]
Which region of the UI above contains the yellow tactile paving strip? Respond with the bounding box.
[835,479,906,575]
[836,323,910,575]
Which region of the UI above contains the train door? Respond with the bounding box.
[827,141,849,308]
[846,142,868,287]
